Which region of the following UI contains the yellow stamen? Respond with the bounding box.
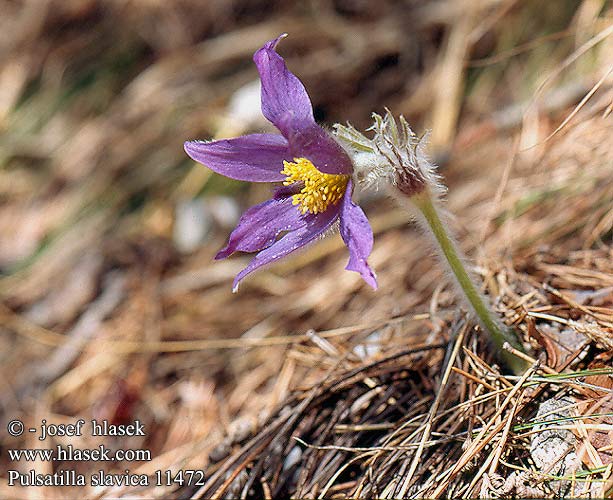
[281,158,349,214]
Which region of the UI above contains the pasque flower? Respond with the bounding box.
[184,35,376,291]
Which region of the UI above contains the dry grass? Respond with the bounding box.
[0,1,612,498]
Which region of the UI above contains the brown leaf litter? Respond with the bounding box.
[1,2,612,499]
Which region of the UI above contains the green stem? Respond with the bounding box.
[412,191,527,373]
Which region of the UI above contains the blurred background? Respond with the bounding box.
[1,0,612,498]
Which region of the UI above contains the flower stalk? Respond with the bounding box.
[335,111,527,373]
[410,190,527,374]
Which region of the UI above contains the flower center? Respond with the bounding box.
[281,158,349,214]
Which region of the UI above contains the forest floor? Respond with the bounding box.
[1,1,611,498]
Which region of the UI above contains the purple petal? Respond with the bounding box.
[281,116,354,175]
[232,204,340,291]
[216,197,306,259]
[184,134,290,182]
[253,35,315,136]
[339,181,377,289]
[254,36,353,176]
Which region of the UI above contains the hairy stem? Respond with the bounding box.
[412,190,527,373]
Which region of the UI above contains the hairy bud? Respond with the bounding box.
[334,110,444,199]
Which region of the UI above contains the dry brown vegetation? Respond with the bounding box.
[1,0,612,498]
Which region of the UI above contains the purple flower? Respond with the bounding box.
[184,34,376,291]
